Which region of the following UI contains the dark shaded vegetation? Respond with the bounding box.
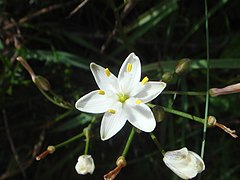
[1,0,240,179]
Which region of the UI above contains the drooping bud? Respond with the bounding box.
[175,58,191,75]
[152,105,165,123]
[34,75,51,91]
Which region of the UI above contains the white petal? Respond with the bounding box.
[118,53,141,94]
[75,90,117,113]
[90,63,119,93]
[132,81,166,103]
[75,155,95,175]
[100,102,127,141]
[124,98,156,132]
[163,147,205,179]
[188,151,205,172]
[164,161,197,179]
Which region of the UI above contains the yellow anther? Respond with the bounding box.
[135,99,142,105]
[97,90,105,95]
[105,68,111,77]
[141,76,149,85]
[126,63,132,72]
[107,109,116,114]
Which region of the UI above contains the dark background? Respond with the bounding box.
[1,0,240,179]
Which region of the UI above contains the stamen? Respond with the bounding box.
[108,109,116,114]
[135,99,142,105]
[141,76,149,85]
[97,90,105,95]
[126,63,132,72]
[105,68,111,77]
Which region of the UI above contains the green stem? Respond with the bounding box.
[39,88,73,109]
[121,127,135,157]
[54,132,84,149]
[84,126,91,155]
[148,103,207,125]
[150,133,165,156]
[54,109,75,123]
[201,0,210,159]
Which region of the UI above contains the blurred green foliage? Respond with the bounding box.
[1,0,240,179]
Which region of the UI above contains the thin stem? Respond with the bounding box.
[121,127,135,157]
[54,132,84,149]
[40,89,73,109]
[162,90,206,96]
[150,133,165,156]
[148,103,206,125]
[84,126,90,155]
[201,0,210,159]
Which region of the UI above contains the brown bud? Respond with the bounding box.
[34,75,51,91]
[152,106,165,123]
[175,58,191,75]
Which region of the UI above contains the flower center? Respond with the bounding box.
[118,93,129,103]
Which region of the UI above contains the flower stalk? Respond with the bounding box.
[148,103,206,125]
[150,133,165,156]
[104,127,135,180]
[122,127,135,157]
[36,132,84,160]
[84,125,91,155]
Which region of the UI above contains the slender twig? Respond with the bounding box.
[2,109,26,179]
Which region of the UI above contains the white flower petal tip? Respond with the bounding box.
[163,147,205,179]
[75,90,115,113]
[75,155,95,175]
[75,52,165,140]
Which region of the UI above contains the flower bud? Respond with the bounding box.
[175,58,191,75]
[152,106,165,123]
[162,72,176,83]
[75,155,95,175]
[163,147,205,179]
[34,75,51,91]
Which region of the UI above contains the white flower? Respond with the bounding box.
[75,53,166,140]
[163,147,205,179]
[75,155,95,175]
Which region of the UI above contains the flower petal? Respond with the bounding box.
[75,155,95,175]
[132,81,166,103]
[188,151,205,172]
[118,53,141,94]
[163,147,205,179]
[90,63,119,93]
[100,102,127,141]
[75,90,117,113]
[124,98,156,132]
